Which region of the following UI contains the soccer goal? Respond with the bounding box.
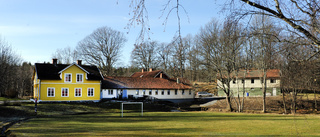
[120,102,143,117]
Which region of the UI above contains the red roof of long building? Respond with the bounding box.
[103,77,192,90]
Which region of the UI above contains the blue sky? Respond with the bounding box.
[0,0,225,66]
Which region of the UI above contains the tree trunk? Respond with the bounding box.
[282,90,287,114]
[262,70,267,113]
[314,89,317,112]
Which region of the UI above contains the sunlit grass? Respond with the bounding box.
[10,112,320,136]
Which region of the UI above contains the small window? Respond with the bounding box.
[189,90,191,95]
[65,73,72,82]
[155,90,158,95]
[175,89,178,95]
[149,90,152,95]
[232,80,236,84]
[270,79,276,83]
[88,88,94,97]
[143,90,146,95]
[167,90,170,95]
[182,89,185,95]
[108,89,113,95]
[76,74,83,82]
[61,88,68,97]
[136,89,139,95]
[251,79,254,84]
[242,79,245,84]
[75,88,82,97]
[47,88,55,97]
[161,90,164,95]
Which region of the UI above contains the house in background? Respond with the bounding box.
[33,59,103,102]
[217,69,281,96]
[102,69,194,103]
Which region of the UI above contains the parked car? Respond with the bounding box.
[196,91,213,97]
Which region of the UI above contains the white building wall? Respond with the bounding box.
[102,89,195,99]
[129,89,195,99]
[218,78,280,89]
[102,89,118,99]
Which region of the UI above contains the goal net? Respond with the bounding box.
[120,102,143,117]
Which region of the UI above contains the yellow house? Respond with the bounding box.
[33,59,103,102]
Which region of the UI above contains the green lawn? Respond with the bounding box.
[10,112,320,136]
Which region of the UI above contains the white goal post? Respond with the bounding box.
[121,102,143,117]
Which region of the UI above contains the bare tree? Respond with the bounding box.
[77,26,127,76]
[248,14,281,113]
[157,42,172,72]
[52,46,78,64]
[233,0,320,60]
[131,40,160,70]
[198,18,244,111]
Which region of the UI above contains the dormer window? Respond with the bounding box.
[65,73,72,82]
[76,74,83,82]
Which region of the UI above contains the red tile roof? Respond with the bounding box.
[104,77,192,90]
[130,70,170,79]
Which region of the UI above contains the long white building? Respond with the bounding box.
[101,69,194,103]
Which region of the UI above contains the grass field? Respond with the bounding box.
[9,111,320,136]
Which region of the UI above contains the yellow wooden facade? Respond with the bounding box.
[33,64,101,102]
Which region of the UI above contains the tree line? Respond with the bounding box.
[0,37,33,98]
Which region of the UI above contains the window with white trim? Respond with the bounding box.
[161,90,164,95]
[88,88,94,97]
[167,90,170,95]
[108,89,113,95]
[76,74,83,82]
[182,89,185,95]
[47,88,55,97]
[65,73,72,82]
[270,79,276,83]
[143,90,146,95]
[75,88,82,97]
[175,89,178,95]
[149,90,152,95]
[61,88,69,97]
[189,90,191,95]
[136,89,139,95]
[155,90,158,95]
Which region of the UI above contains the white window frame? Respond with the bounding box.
[167,90,170,95]
[189,90,192,95]
[61,88,69,97]
[47,87,55,97]
[136,89,139,95]
[143,90,146,95]
[182,89,185,95]
[76,73,83,83]
[161,90,164,95]
[175,89,178,95]
[87,88,94,97]
[75,88,82,97]
[65,73,72,83]
[149,90,152,95]
[108,89,113,95]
